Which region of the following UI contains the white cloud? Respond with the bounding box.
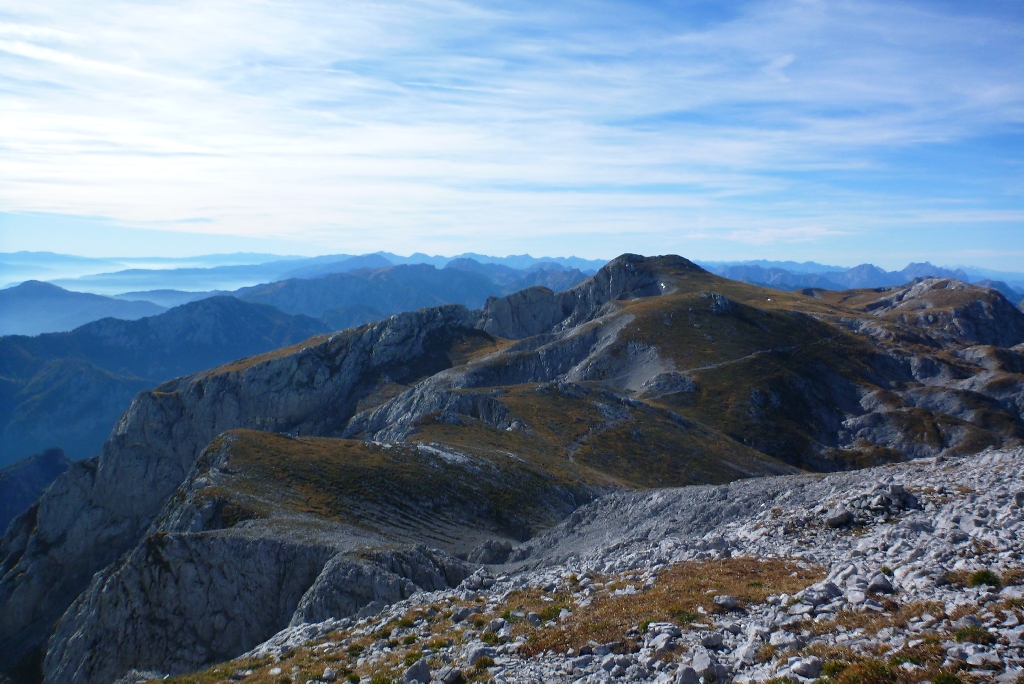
[0,0,1022,260]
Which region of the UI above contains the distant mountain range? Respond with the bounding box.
[0,251,302,287]
[0,297,330,467]
[698,260,1024,304]
[4,250,607,293]
[0,281,166,336]
[0,260,589,466]
[0,447,69,533]
[4,254,1024,684]
[2,251,1022,470]
[4,259,589,336]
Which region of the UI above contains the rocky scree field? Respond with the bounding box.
[2,254,1024,684]
[133,447,1024,684]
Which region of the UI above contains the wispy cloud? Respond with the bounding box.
[0,0,1022,265]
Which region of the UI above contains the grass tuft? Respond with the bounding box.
[518,557,821,656]
[834,659,896,684]
[953,626,997,645]
[932,673,962,684]
[967,569,1001,588]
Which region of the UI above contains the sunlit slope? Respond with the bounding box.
[6,255,1024,684]
[345,257,1024,475]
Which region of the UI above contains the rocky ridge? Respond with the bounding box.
[177,447,1024,684]
[4,255,1024,684]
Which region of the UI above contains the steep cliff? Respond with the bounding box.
[2,255,1024,684]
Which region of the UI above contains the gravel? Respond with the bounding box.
[239,447,1024,683]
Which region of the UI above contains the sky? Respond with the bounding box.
[1,0,1023,270]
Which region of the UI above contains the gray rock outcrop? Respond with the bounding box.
[0,305,479,678]
[5,254,1024,684]
[290,548,469,626]
[44,535,333,684]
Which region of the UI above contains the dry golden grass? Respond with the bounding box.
[807,631,988,684]
[196,428,608,553]
[206,334,334,376]
[165,557,1024,684]
[811,601,947,637]
[945,567,1024,589]
[518,558,823,656]
[160,559,825,684]
[155,602,470,684]
[446,332,517,367]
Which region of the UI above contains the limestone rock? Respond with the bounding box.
[402,657,429,684]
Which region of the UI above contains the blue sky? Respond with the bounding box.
[1,0,1022,269]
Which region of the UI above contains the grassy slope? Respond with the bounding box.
[400,260,1022,478]
[113,258,1024,684]
[200,429,599,546]
[162,258,1024,547]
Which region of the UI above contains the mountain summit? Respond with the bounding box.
[2,254,1023,684]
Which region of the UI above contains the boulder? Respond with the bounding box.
[826,507,854,528]
[463,643,496,666]
[791,656,823,678]
[434,666,464,684]
[868,574,894,594]
[674,666,699,684]
[713,595,739,610]
[402,657,430,684]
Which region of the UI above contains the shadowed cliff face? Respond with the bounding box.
[0,297,331,466]
[0,304,482,681]
[0,448,70,534]
[3,255,1024,684]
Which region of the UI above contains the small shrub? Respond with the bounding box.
[471,617,485,628]
[403,652,423,667]
[758,643,776,663]
[386,639,399,648]
[475,656,495,670]
[640,620,652,633]
[887,654,921,667]
[669,608,699,623]
[823,661,848,678]
[397,618,415,628]
[954,626,997,645]
[376,628,392,640]
[539,605,566,622]
[880,566,893,577]
[347,645,364,657]
[369,676,394,684]
[968,570,1001,588]
[932,673,961,684]
[835,659,896,684]
[481,632,500,646]
[401,635,418,645]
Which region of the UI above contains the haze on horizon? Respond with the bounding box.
[1,0,1023,270]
